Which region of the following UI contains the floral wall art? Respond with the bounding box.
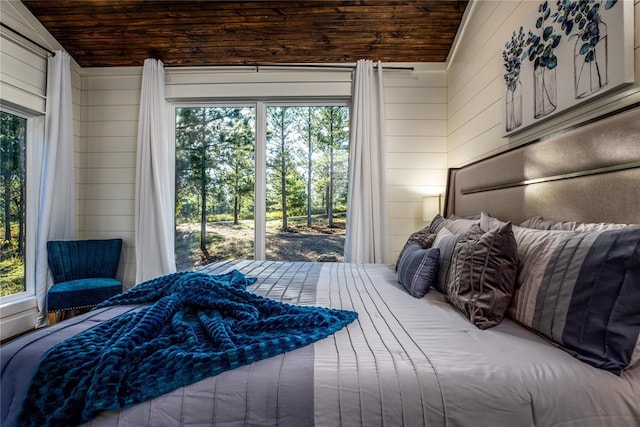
[502,0,634,135]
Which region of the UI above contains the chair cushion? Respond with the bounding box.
[47,278,122,312]
[47,239,122,283]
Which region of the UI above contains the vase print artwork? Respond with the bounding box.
[526,1,560,119]
[555,0,617,99]
[503,27,526,132]
[501,0,628,135]
[574,21,608,98]
[505,80,523,132]
[534,67,557,118]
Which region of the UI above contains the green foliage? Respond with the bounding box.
[527,0,562,70]
[1,224,26,297]
[264,105,349,229]
[0,255,25,297]
[175,105,349,267]
[503,27,527,91]
[175,107,255,224]
[554,0,617,63]
[1,111,27,297]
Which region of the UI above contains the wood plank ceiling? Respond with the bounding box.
[23,0,468,67]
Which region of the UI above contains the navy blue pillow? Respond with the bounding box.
[397,243,440,298]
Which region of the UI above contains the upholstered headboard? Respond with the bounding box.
[446,104,640,225]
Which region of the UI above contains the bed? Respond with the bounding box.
[2,105,640,427]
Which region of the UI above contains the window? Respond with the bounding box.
[174,102,349,270]
[175,106,256,270]
[265,106,349,261]
[1,111,28,298]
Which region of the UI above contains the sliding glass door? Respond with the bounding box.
[174,102,349,270]
[265,105,349,261]
[174,106,256,270]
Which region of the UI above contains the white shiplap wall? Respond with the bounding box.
[81,64,448,281]
[79,68,141,287]
[447,0,640,168]
[385,64,448,261]
[0,0,82,339]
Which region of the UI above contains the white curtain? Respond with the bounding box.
[344,60,390,264]
[135,58,176,282]
[35,51,76,327]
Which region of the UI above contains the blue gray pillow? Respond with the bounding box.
[397,242,440,298]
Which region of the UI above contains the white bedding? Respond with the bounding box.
[3,261,639,426]
[313,262,640,427]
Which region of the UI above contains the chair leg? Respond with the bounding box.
[48,312,57,325]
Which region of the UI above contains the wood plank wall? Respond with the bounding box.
[447,0,640,168]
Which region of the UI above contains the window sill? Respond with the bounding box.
[0,296,37,319]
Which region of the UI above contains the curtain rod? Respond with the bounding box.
[167,63,414,71]
[0,22,55,56]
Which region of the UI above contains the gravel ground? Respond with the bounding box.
[175,222,345,271]
[265,225,345,262]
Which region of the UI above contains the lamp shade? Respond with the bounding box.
[422,195,442,222]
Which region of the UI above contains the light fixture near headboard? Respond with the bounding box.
[422,195,443,222]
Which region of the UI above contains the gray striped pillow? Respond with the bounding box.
[520,215,635,231]
[508,225,640,374]
[397,243,440,298]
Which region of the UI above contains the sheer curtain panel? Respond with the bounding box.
[135,58,176,282]
[35,51,76,327]
[344,60,390,264]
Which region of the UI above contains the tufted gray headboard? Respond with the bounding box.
[446,104,640,225]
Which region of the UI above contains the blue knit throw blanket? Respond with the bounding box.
[18,270,357,427]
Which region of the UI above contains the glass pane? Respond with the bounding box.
[175,107,255,270]
[266,106,349,261]
[0,112,27,297]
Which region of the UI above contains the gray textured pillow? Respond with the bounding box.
[431,227,462,294]
[397,243,440,298]
[395,228,437,271]
[428,214,478,235]
[446,222,518,330]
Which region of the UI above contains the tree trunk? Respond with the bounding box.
[306,109,312,227]
[323,186,328,216]
[17,140,25,256]
[233,164,240,225]
[328,110,335,228]
[280,113,288,230]
[200,167,208,256]
[199,112,208,257]
[3,170,11,242]
[328,144,334,228]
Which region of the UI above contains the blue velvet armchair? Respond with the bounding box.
[46,239,123,324]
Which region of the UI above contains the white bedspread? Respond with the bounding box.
[313,263,640,427]
[3,261,638,427]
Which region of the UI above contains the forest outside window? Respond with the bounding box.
[1,110,28,299]
[174,102,349,270]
